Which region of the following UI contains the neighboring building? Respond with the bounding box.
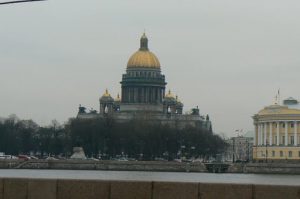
[223,133,253,162]
[77,33,212,130]
[253,97,300,162]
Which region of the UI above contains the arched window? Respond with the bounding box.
[167,106,171,113]
[104,105,108,114]
[280,151,283,157]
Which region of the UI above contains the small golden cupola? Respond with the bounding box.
[115,93,121,102]
[176,95,183,106]
[127,33,161,69]
[100,89,114,102]
[165,90,175,99]
[103,89,110,97]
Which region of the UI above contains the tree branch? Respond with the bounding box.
[0,0,46,5]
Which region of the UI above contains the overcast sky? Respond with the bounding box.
[1,0,300,137]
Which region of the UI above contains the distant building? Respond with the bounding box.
[224,133,253,162]
[77,33,212,130]
[253,97,300,162]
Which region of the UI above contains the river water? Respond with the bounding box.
[0,169,300,185]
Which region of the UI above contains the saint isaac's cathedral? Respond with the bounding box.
[77,33,211,131]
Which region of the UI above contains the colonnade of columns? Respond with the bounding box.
[255,121,299,146]
[121,86,165,104]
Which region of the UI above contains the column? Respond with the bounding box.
[135,88,138,103]
[264,123,267,145]
[257,124,260,145]
[277,122,280,146]
[269,122,273,145]
[254,124,257,146]
[145,87,148,103]
[285,121,288,146]
[294,121,297,146]
[260,123,263,146]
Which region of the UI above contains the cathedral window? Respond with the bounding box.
[167,106,171,113]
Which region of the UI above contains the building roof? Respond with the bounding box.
[165,90,175,99]
[100,89,114,102]
[257,104,300,116]
[115,93,121,102]
[127,33,161,69]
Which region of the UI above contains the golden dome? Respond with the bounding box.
[102,89,111,97]
[127,51,160,68]
[127,33,161,69]
[115,93,121,102]
[100,89,114,102]
[165,90,175,99]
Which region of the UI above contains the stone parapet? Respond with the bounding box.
[57,179,110,199]
[199,183,253,199]
[110,181,152,199]
[0,179,3,199]
[254,185,300,199]
[153,182,198,199]
[0,178,300,199]
[28,179,57,199]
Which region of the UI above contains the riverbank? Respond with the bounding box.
[0,159,207,172]
[2,159,300,174]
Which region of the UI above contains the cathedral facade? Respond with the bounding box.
[77,33,211,131]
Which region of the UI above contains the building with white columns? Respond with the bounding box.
[253,97,300,161]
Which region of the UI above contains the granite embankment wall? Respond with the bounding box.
[0,159,207,172]
[228,163,300,174]
[0,178,300,199]
[245,163,300,174]
[3,160,300,174]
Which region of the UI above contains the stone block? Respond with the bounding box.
[254,185,300,199]
[57,179,110,199]
[28,179,57,199]
[110,181,152,199]
[153,182,198,199]
[0,178,3,199]
[199,183,252,199]
[4,178,28,199]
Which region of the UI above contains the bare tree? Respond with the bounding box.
[0,0,46,5]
